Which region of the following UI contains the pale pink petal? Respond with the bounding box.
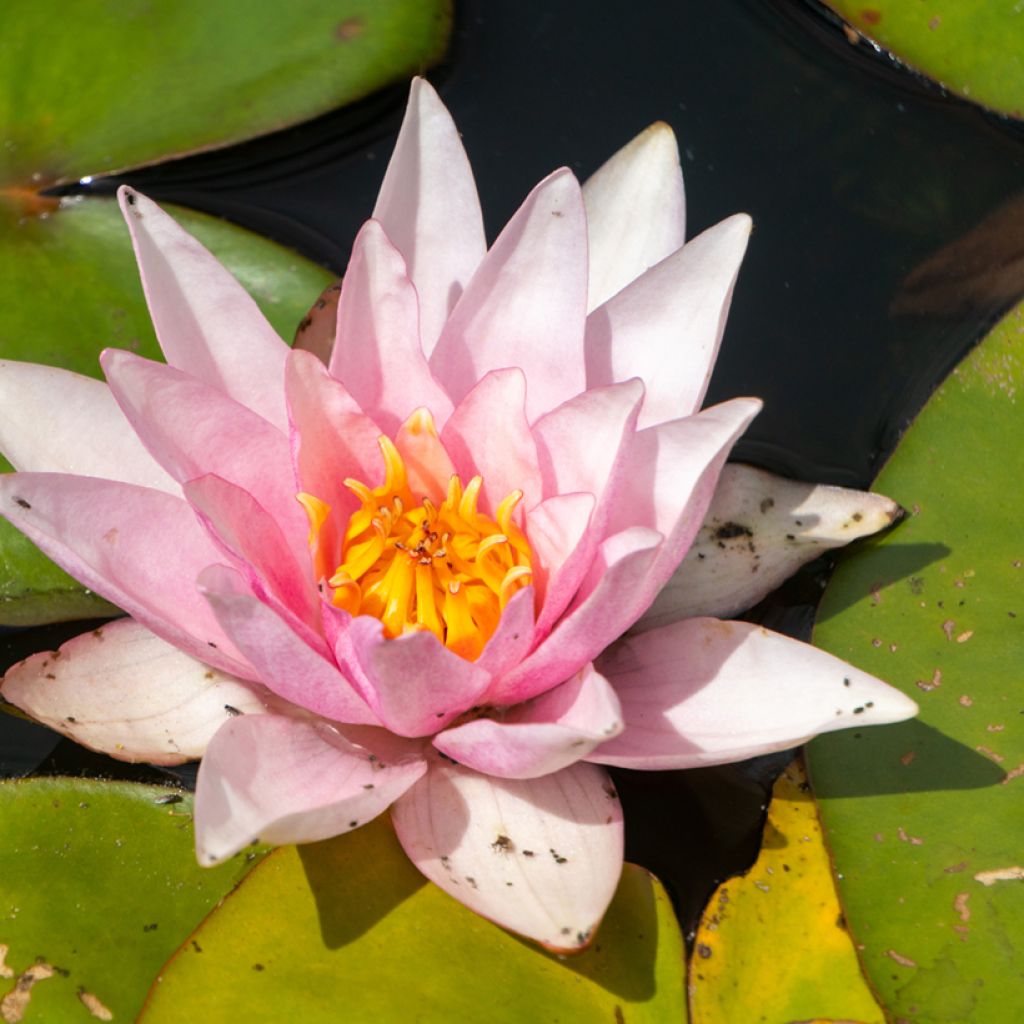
[440,369,542,514]
[607,397,762,616]
[430,170,588,422]
[582,122,686,311]
[118,186,289,430]
[285,349,383,528]
[585,214,752,426]
[0,361,174,492]
[195,714,426,864]
[637,465,902,630]
[433,664,623,779]
[184,474,320,635]
[392,757,623,951]
[329,219,453,432]
[393,408,457,502]
[336,618,491,737]
[101,351,306,564]
[526,492,594,626]
[489,527,662,706]
[0,473,250,676]
[373,78,486,358]
[198,564,378,726]
[474,586,537,679]
[1,618,268,765]
[590,618,919,769]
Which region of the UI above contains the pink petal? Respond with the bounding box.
[373,78,486,358]
[337,618,491,738]
[101,351,306,565]
[198,564,378,726]
[329,219,453,432]
[526,492,594,626]
[393,408,457,502]
[474,585,537,679]
[1,618,268,765]
[582,122,686,311]
[195,714,426,864]
[0,361,174,492]
[488,527,662,706]
[590,618,919,769]
[391,757,624,951]
[585,214,752,426]
[118,186,289,430]
[0,473,250,676]
[440,369,542,514]
[285,349,383,525]
[637,465,902,630]
[430,170,588,422]
[433,664,623,779]
[607,397,761,617]
[184,474,320,633]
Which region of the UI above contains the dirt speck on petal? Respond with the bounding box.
[1,962,54,1023]
[78,989,113,1021]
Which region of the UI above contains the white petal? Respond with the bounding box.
[582,122,686,311]
[0,618,268,765]
[636,464,902,630]
[392,758,623,950]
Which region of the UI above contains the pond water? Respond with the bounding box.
[4,0,1023,935]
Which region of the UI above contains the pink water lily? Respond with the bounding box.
[0,79,916,951]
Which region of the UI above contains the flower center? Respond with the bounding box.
[298,433,533,661]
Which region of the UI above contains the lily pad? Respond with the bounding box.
[140,816,687,1023]
[689,759,884,1024]
[0,0,451,187]
[0,777,265,1023]
[808,297,1024,1021]
[823,2,1024,119]
[0,196,334,626]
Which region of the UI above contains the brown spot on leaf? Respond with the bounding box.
[885,948,917,968]
[78,990,113,1021]
[335,16,366,41]
[1,962,54,1023]
[954,892,971,922]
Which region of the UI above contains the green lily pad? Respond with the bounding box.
[0,777,265,1023]
[808,298,1024,1021]
[0,195,334,626]
[824,1,1024,120]
[140,816,687,1023]
[0,0,451,187]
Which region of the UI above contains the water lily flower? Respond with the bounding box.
[0,79,916,951]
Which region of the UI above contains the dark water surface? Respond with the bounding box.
[6,0,1024,935]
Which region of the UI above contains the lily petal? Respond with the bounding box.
[118,186,289,430]
[431,169,588,422]
[0,361,174,492]
[1,618,268,765]
[582,121,686,311]
[590,618,919,769]
[0,473,250,675]
[393,408,458,501]
[329,219,453,432]
[338,618,492,737]
[391,757,624,951]
[198,564,378,725]
[433,663,623,779]
[195,714,426,864]
[373,77,486,358]
[585,214,752,426]
[637,464,902,629]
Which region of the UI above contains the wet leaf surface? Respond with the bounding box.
[140,816,687,1023]
[809,297,1024,1022]
[0,777,265,1023]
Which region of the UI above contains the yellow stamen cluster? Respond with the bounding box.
[298,436,533,661]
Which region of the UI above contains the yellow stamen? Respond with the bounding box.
[299,435,534,659]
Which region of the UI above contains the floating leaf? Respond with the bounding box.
[824,2,1024,120]
[0,777,265,1023]
[809,297,1024,1021]
[140,816,686,1023]
[689,759,884,1024]
[0,197,334,625]
[0,0,451,187]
